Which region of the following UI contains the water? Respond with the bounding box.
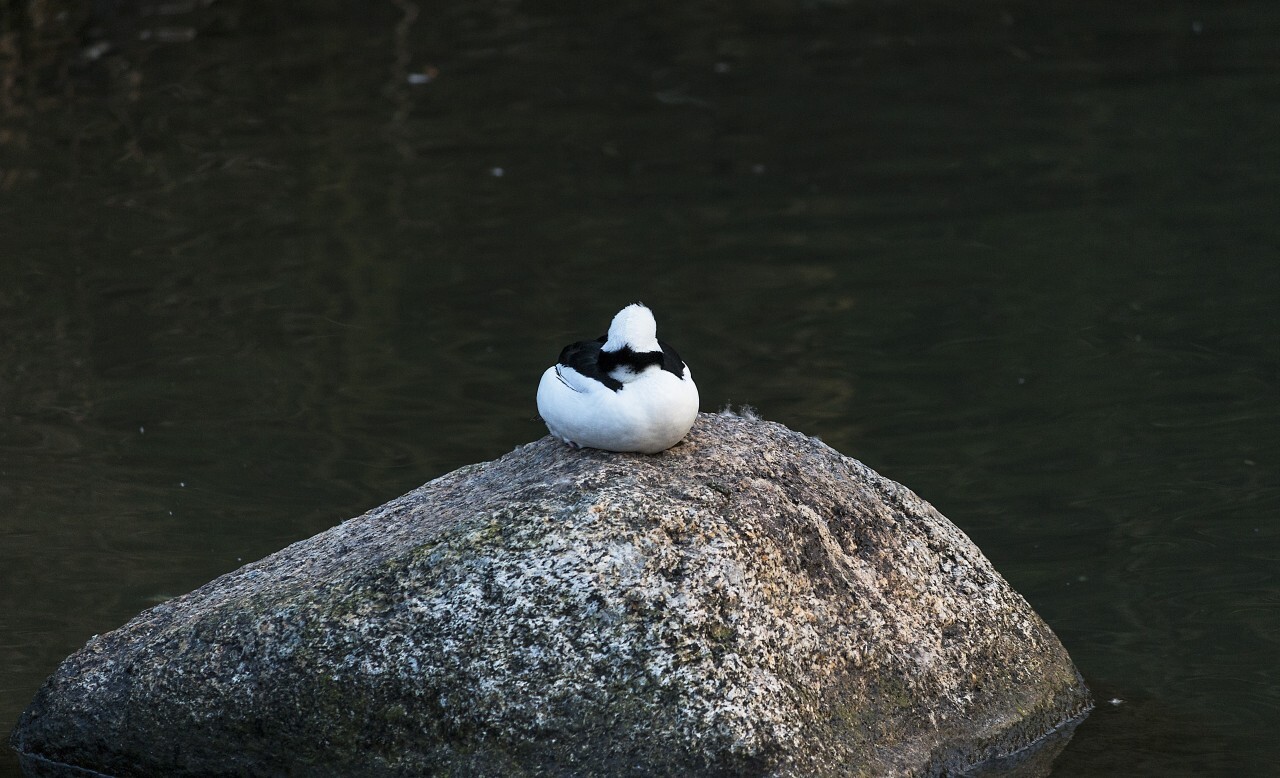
[3,0,1279,774]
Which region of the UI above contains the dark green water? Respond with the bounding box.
[3,1,1278,774]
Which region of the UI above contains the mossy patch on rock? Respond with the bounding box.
[10,413,1090,776]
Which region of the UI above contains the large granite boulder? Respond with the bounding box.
[11,413,1090,777]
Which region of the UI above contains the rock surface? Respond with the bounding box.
[11,413,1091,777]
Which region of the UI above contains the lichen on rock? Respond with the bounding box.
[10,413,1091,777]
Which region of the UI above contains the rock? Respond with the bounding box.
[10,413,1091,777]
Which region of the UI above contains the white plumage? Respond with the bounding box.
[537,303,699,454]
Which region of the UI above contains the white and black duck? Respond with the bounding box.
[536,303,699,454]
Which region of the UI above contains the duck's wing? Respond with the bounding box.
[657,340,688,378]
[556,338,623,392]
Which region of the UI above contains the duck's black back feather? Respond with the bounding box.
[658,340,686,377]
[557,338,623,391]
[597,340,687,378]
[557,335,688,392]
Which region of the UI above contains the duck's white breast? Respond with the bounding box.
[537,365,698,454]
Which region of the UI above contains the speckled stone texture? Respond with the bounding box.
[11,413,1090,777]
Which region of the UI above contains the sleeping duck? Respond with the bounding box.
[536,303,699,454]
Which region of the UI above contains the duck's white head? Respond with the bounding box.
[602,303,660,353]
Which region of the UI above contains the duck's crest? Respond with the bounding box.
[603,303,660,353]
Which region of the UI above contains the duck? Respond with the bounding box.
[537,303,699,454]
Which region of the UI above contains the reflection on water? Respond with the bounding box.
[4,1,1279,775]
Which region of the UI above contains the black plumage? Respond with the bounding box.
[556,335,687,393]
